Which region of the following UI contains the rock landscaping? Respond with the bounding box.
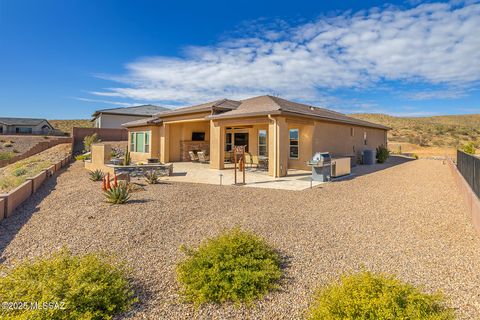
[0,159,479,319]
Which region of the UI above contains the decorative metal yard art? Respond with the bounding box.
[233,145,246,185]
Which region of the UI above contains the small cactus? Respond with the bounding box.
[123,151,131,166]
[89,169,104,181]
[144,170,160,184]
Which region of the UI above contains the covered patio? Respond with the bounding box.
[163,162,322,191]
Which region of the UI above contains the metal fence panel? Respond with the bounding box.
[457,150,479,198]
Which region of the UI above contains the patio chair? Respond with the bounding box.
[189,151,198,162]
[245,153,254,168]
[197,151,209,164]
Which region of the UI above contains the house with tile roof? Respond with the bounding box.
[91,105,169,128]
[122,95,389,177]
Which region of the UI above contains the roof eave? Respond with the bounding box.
[279,111,390,130]
[207,110,281,120]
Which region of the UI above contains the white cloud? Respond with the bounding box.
[92,1,480,107]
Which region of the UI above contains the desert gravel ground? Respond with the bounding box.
[0,158,479,319]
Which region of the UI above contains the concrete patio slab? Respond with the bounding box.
[163,162,323,191]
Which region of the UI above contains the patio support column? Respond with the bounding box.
[160,123,169,163]
[210,120,225,170]
[268,116,288,177]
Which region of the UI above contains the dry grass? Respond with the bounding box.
[49,119,93,135]
[0,144,71,192]
[351,114,480,151]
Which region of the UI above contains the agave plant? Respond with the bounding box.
[144,170,159,184]
[89,169,104,181]
[104,182,130,204]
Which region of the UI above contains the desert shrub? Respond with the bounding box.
[306,271,454,320]
[144,170,159,184]
[376,145,390,163]
[0,151,13,160]
[3,143,13,148]
[104,182,131,204]
[462,142,476,155]
[414,154,419,159]
[43,136,50,139]
[83,133,99,152]
[12,168,27,177]
[89,169,104,181]
[75,153,91,161]
[176,228,282,305]
[12,149,20,153]
[0,249,136,320]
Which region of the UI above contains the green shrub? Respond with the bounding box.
[83,133,99,152]
[144,170,159,184]
[414,153,419,160]
[306,271,454,320]
[75,153,91,161]
[0,151,13,160]
[462,142,476,155]
[376,145,390,163]
[12,168,27,177]
[0,249,136,320]
[176,228,282,305]
[104,182,131,204]
[89,169,104,181]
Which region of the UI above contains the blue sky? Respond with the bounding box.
[0,0,479,119]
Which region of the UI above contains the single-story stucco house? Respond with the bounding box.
[0,117,56,135]
[122,95,389,177]
[91,105,169,128]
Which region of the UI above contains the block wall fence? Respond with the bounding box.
[447,157,480,237]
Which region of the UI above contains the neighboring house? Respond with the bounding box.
[0,117,56,135]
[91,105,169,129]
[123,95,389,177]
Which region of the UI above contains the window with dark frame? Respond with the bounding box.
[289,128,299,159]
[258,130,267,156]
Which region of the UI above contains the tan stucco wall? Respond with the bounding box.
[167,121,210,162]
[311,121,387,159]
[127,126,160,162]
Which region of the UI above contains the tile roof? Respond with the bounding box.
[123,95,389,130]
[92,105,169,117]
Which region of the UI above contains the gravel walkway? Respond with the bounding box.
[0,158,479,319]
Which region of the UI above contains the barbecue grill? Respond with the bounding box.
[307,152,332,182]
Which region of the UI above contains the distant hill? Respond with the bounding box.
[49,119,93,135]
[350,114,480,148]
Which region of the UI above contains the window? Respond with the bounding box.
[289,128,299,159]
[225,133,232,151]
[351,127,354,137]
[258,130,267,156]
[16,127,32,134]
[364,132,367,145]
[130,131,150,153]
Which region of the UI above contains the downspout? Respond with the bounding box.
[268,114,277,177]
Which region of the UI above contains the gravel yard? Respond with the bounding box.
[0,158,479,319]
